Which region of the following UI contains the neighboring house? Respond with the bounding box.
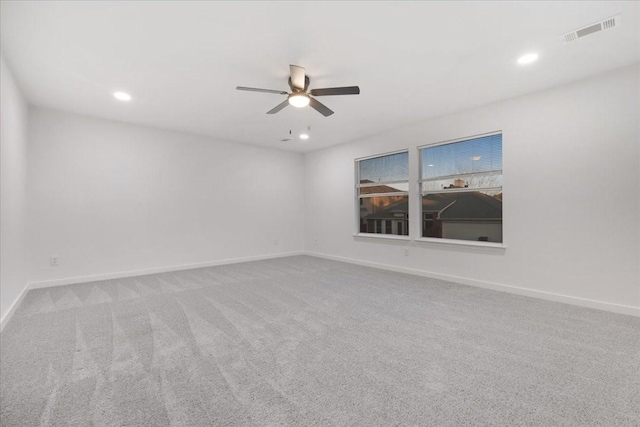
[359,180,408,235]
[360,201,409,235]
[362,191,503,242]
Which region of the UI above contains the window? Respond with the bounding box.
[419,132,502,243]
[356,151,409,236]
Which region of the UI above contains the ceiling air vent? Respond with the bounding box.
[560,15,621,43]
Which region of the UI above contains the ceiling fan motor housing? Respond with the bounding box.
[288,76,310,92]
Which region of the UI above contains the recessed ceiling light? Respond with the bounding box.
[427,164,434,167]
[299,133,309,140]
[517,53,539,65]
[113,91,132,102]
[288,93,310,108]
[471,156,481,161]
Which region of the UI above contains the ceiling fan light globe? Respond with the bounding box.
[288,93,310,108]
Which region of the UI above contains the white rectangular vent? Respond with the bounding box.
[560,14,621,43]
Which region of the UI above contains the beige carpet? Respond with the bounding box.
[1,255,639,426]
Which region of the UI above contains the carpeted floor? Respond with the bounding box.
[1,256,639,426]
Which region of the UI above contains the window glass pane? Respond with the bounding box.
[420,133,502,243]
[359,195,409,235]
[421,134,502,180]
[421,190,502,242]
[359,152,409,184]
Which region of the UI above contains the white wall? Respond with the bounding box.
[5,64,639,322]
[0,54,29,322]
[305,64,640,312]
[27,108,305,284]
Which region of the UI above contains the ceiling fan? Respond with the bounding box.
[236,65,360,117]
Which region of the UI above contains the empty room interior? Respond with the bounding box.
[1,1,639,426]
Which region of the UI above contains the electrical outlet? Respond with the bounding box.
[314,239,318,245]
[404,248,409,257]
[274,239,278,246]
[50,256,59,267]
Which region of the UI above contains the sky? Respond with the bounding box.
[421,134,502,180]
[359,151,409,184]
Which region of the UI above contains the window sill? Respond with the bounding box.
[353,233,412,242]
[352,234,506,250]
[414,237,506,250]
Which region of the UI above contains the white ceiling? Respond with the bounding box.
[1,1,638,153]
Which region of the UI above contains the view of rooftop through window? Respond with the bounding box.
[357,151,409,235]
[355,135,502,242]
[420,133,503,243]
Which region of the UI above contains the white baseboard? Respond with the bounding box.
[0,251,304,332]
[27,251,305,289]
[304,251,640,318]
[3,249,637,332]
[0,284,30,332]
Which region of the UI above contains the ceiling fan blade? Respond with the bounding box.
[309,97,334,117]
[266,100,289,114]
[310,86,360,96]
[289,65,306,91]
[236,86,288,95]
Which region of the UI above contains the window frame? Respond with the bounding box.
[354,149,411,240]
[416,131,505,247]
